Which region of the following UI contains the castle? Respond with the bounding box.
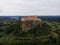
[21,16,42,31]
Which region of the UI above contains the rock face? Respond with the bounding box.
[21,16,42,31]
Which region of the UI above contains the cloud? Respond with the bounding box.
[0,0,60,16]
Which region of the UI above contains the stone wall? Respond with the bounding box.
[21,16,42,31]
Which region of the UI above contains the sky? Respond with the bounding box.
[0,0,60,16]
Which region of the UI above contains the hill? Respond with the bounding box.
[0,16,60,45]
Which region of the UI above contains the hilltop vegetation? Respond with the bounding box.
[0,18,60,45]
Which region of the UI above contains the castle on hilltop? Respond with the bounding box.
[21,16,41,21]
[21,16,42,31]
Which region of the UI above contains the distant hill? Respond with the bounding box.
[38,16,60,22]
[0,16,60,22]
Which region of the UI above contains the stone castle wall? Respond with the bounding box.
[21,16,42,31]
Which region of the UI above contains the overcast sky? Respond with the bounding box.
[0,0,60,16]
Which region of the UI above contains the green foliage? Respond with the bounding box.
[0,21,60,45]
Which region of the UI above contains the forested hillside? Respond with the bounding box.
[0,17,60,45]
